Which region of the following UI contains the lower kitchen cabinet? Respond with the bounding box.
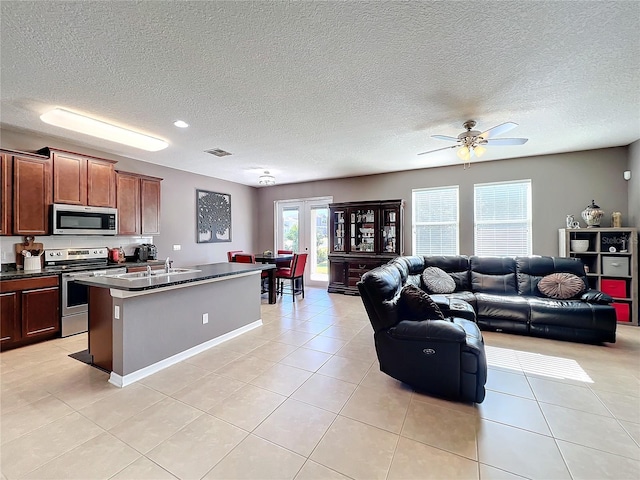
[0,276,60,350]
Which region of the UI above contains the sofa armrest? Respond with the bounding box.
[581,289,613,304]
[388,319,466,343]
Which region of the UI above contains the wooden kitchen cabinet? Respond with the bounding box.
[116,171,162,235]
[141,177,161,235]
[116,172,140,235]
[12,153,52,235]
[0,153,12,235]
[0,291,19,346]
[0,276,60,350]
[38,148,117,207]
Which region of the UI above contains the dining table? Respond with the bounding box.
[235,253,293,304]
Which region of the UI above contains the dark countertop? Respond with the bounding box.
[75,262,275,292]
[0,260,166,281]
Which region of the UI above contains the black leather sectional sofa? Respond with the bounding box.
[379,255,617,344]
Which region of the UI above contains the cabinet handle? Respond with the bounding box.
[359,264,366,269]
[610,262,620,267]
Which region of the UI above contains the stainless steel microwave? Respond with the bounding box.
[52,204,118,235]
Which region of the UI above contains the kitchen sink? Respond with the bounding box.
[108,268,201,280]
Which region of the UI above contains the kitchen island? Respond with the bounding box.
[77,262,274,387]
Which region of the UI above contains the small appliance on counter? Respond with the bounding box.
[134,244,157,261]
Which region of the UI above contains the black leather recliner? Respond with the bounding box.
[357,264,487,403]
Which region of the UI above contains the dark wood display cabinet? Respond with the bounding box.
[328,199,404,295]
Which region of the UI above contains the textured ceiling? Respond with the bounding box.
[1,1,639,187]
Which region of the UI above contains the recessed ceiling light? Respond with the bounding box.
[40,108,168,151]
[173,120,189,128]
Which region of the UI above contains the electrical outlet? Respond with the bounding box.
[173,244,181,251]
[202,313,208,324]
[114,305,120,319]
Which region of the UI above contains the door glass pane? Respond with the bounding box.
[310,206,328,282]
[282,207,299,252]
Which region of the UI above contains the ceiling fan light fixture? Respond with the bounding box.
[457,146,471,161]
[40,108,168,151]
[473,145,486,157]
[258,171,276,186]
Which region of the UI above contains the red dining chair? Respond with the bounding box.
[275,253,308,302]
[233,253,255,263]
[227,250,243,262]
[275,249,293,270]
[234,253,270,292]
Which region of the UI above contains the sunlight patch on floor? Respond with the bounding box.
[486,345,593,383]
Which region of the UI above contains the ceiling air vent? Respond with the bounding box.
[205,148,232,157]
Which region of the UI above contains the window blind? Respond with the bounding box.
[474,180,532,256]
[413,186,459,255]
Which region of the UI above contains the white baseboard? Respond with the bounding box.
[108,319,263,388]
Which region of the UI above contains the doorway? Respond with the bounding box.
[275,197,332,287]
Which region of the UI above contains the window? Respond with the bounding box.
[412,186,459,255]
[474,180,532,256]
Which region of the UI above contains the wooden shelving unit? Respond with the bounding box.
[559,227,638,325]
[328,200,404,295]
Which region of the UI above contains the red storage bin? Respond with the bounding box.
[601,279,627,298]
[612,302,630,322]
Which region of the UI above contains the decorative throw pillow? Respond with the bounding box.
[538,273,586,299]
[422,266,456,294]
[399,285,445,320]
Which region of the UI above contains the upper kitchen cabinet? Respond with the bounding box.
[116,171,162,235]
[10,151,52,235]
[0,153,12,235]
[37,147,117,208]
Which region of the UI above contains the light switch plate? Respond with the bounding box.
[202,313,208,324]
[173,244,181,251]
[114,305,120,319]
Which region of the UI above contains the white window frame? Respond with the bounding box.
[412,185,459,255]
[474,179,532,256]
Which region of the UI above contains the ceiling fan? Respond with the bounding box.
[418,120,529,168]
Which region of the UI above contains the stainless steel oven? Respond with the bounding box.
[60,267,126,336]
[46,248,126,337]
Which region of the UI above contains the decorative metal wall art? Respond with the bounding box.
[196,189,231,243]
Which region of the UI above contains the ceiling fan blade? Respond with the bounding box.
[431,135,459,142]
[483,137,529,146]
[480,122,518,139]
[417,145,458,156]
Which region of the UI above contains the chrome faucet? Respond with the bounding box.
[146,265,152,276]
[165,257,172,273]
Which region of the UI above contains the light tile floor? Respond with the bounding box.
[1,287,639,479]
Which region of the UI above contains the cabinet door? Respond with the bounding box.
[381,206,401,254]
[141,178,161,235]
[53,153,87,205]
[328,258,348,292]
[116,173,141,234]
[0,154,12,235]
[330,207,347,253]
[349,207,377,253]
[13,155,52,235]
[87,159,116,207]
[0,291,20,345]
[21,287,59,338]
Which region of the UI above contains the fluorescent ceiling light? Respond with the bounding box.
[173,120,189,128]
[40,108,168,151]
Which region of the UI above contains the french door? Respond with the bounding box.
[275,196,332,287]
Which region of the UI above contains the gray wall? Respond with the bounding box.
[1,124,632,261]
[0,127,259,265]
[629,140,640,229]
[256,147,630,257]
